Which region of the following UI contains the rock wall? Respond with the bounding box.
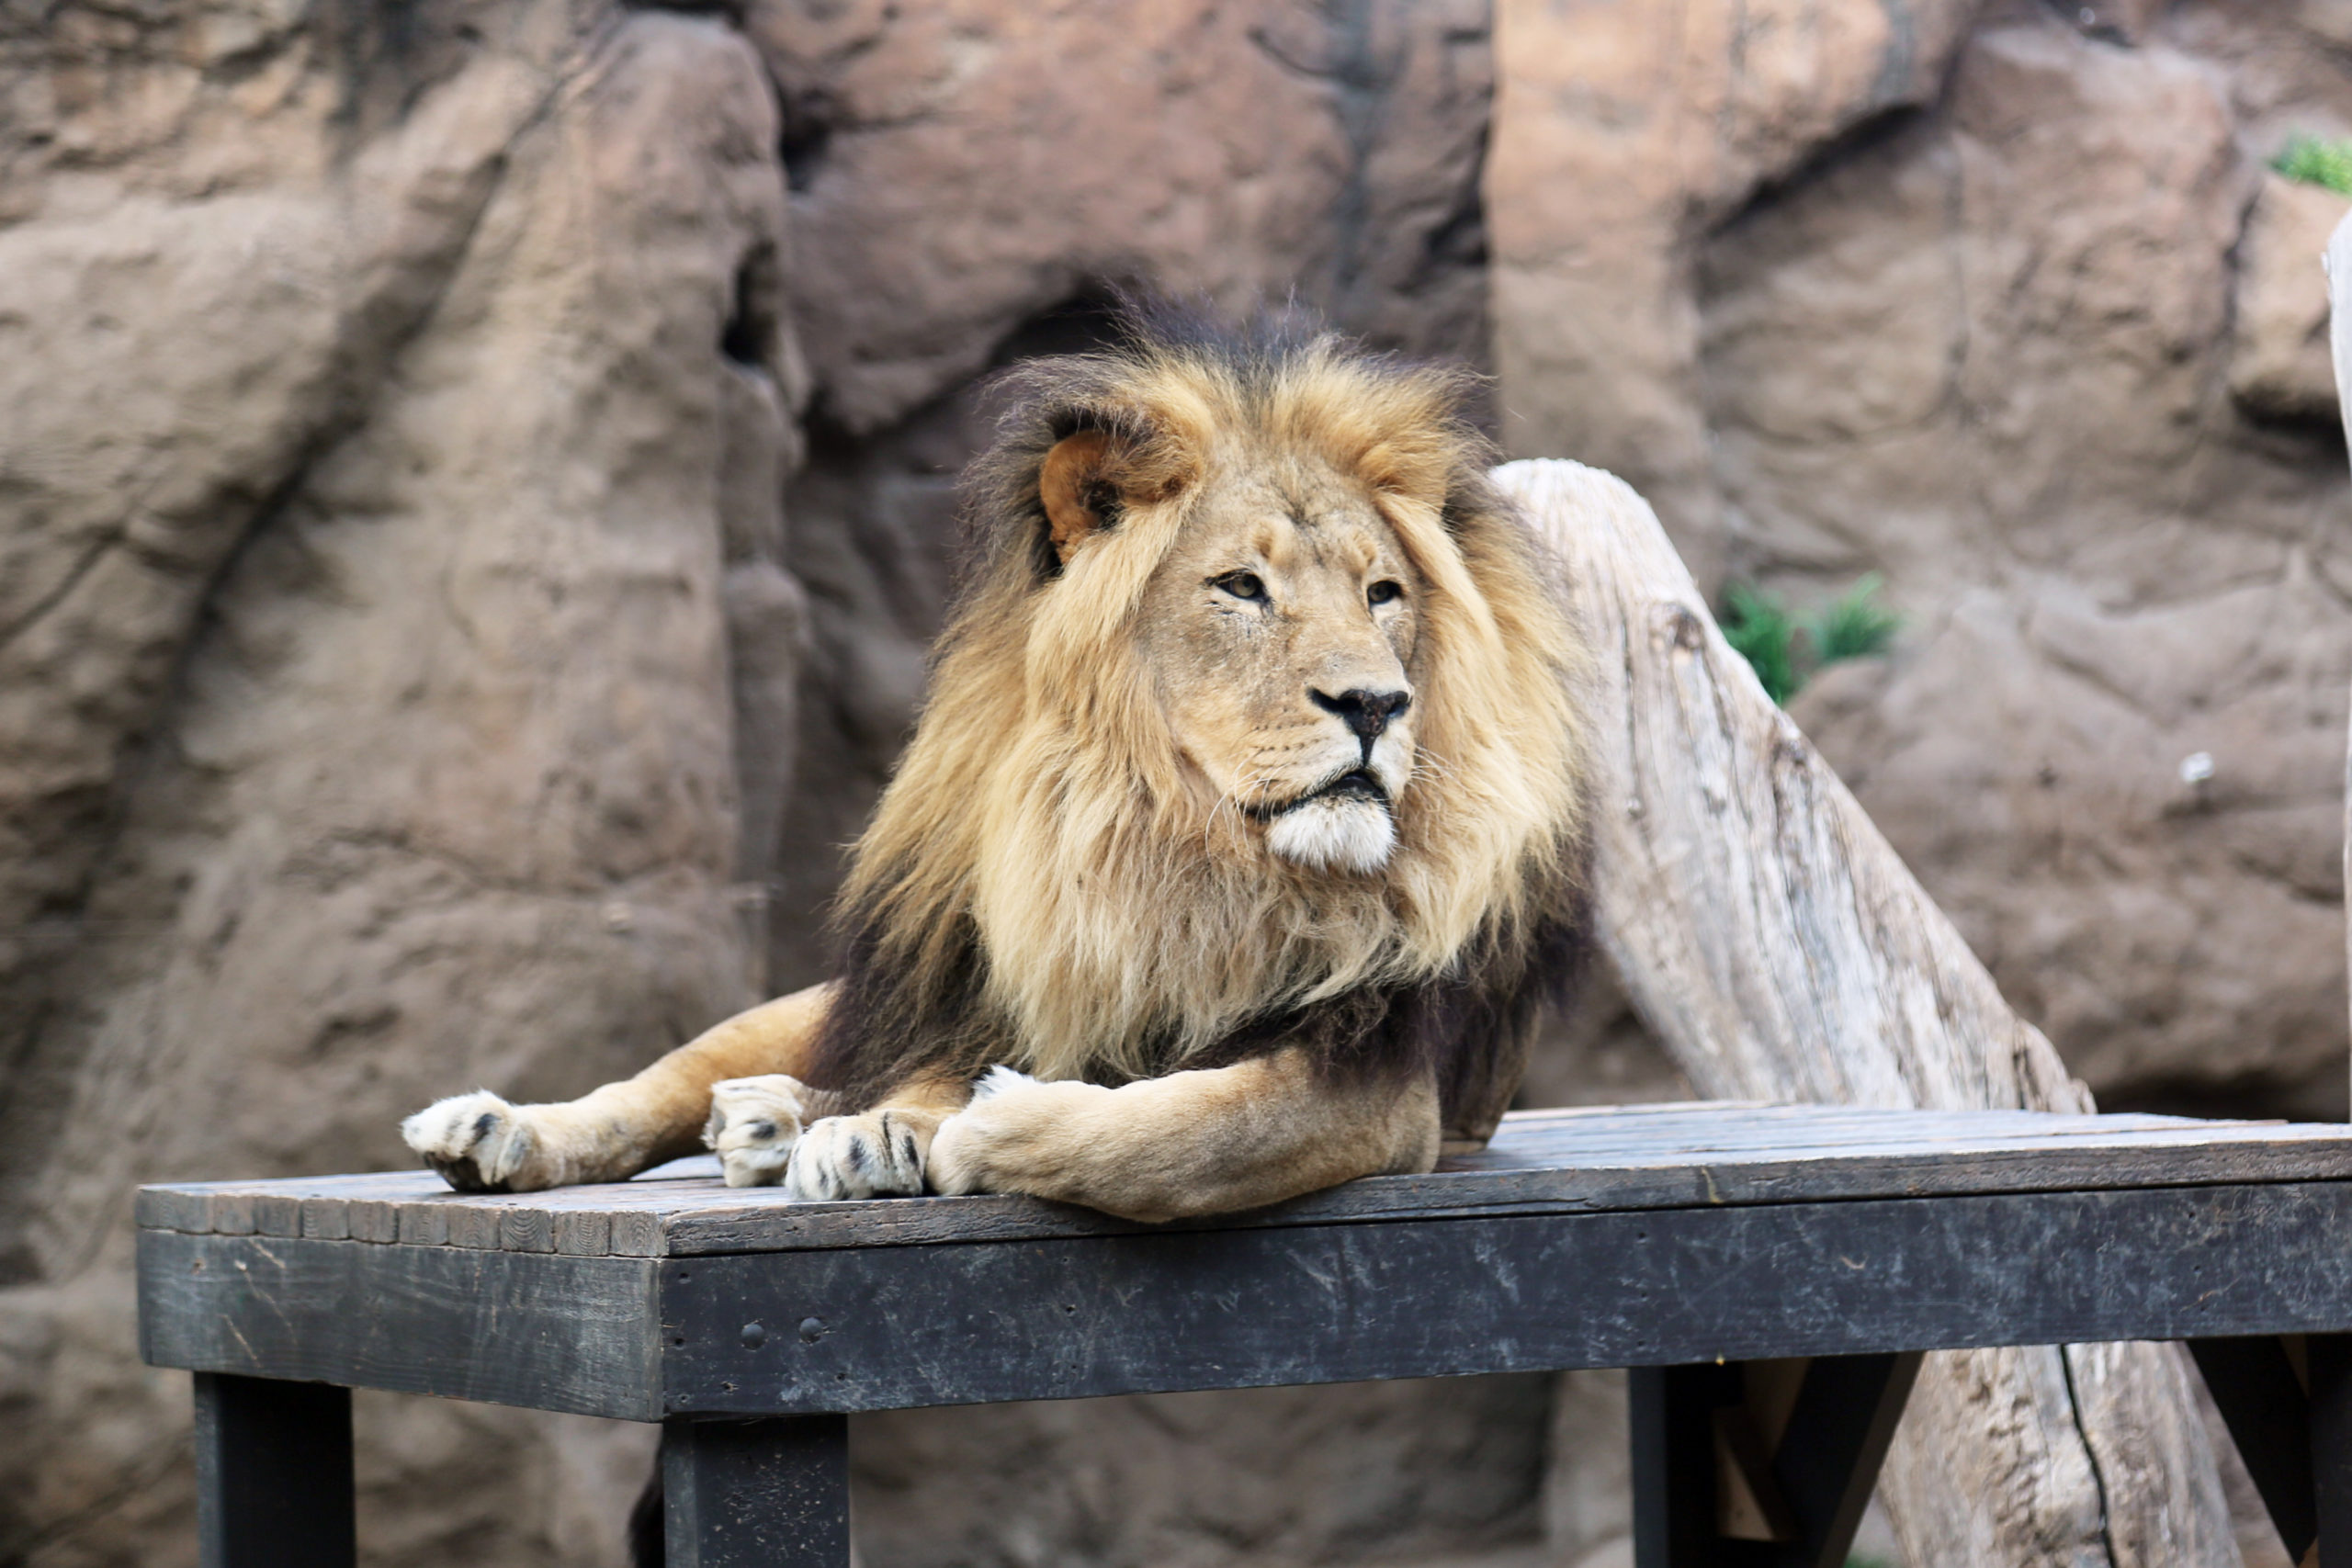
[3,1,802,1559]
[0,1,1559,1564]
[1493,0,2352,1122]
[5,0,2350,1563]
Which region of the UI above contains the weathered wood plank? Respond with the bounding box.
[132,1109,2352,1262]
[300,1196,352,1241]
[659,1181,2352,1416]
[555,1211,613,1258]
[140,1231,662,1420]
[137,1186,210,1234]
[612,1211,664,1257]
[657,1132,2352,1256]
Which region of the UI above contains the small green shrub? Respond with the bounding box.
[1815,573,1902,663]
[1719,585,1801,705]
[1717,575,1902,705]
[2274,133,2352,196]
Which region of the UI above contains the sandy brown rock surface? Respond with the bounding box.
[1497,1,2352,1126]
[6,0,2352,1562]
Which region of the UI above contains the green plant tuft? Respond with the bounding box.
[1815,572,1902,663]
[1719,584,1800,705]
[1717,575,1902,705]
[2274,133,2352,197]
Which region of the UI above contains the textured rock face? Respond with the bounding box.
[1,3,796,1561]
[750,0,1493,434]
[10,0,2352,1563]
[0,2,1531,1564]
[1494,2,2352,1122]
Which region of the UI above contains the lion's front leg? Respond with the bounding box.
[927,1051,1440,1223]
[401,982,836,1191]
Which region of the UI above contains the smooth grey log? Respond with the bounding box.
[141,1230,662,1419]
[195,1373,355,1568]
[663,1416,849,1568]
[2331,207,2352,1136]
[2189,1337,2317,1559]
[1498,458,2237,1565]
[660,1183,2352,1416]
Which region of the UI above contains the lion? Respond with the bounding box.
[401,303,1591,1224]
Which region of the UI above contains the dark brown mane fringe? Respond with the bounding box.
[810,863,1592,1144]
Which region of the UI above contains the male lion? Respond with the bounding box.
[403,305,1590,1223]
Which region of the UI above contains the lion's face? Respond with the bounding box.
[1135,453,1423,874]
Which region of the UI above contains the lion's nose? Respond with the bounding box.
[1310,686,1412,739]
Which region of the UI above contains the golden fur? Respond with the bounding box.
[403,304,1591,1220]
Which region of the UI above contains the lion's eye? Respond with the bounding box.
[1214,571,1268,603]
[1367,580,1404,606]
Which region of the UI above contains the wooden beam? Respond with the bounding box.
[194,1373,354,1568]
[142,1230,662,1419]
[1630,1363,1735,1567]
[662,1416,849,1568]
[656,1183,2352,1416]
[1761,1352,1922,1568]
[2190,1337,2317,1560]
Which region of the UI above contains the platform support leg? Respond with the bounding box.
[2314,1337,2352,1567]
[1631,1362,1736,1566]
[193,1372,356,1568]
[1631,1354,1918,1568]
[662,1415,849,1568]
[2188,1333,2352,1568]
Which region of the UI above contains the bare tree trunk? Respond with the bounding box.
[1498,459,2239,1567]
[2328,213,2352,1090]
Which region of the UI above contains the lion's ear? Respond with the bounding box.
[1038,430,1124,562]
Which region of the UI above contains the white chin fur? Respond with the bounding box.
[1266,797,1396,874]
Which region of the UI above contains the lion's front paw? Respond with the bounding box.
[784,1111,928,1201]
[402,1090,554,1192]
[704,1075,811,1189]
[927,1067,1113,1198]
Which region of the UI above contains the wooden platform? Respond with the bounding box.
[134,1100,2352,1257]
[136,1103,2352,1566]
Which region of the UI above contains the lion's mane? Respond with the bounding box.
[808,304,1592,1145]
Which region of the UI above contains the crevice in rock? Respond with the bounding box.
[1410,118,1489,285]
[1250,0,1408,313]
[778,83,836,194]
[1703,102,1933,246]
[722,241,782,372]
